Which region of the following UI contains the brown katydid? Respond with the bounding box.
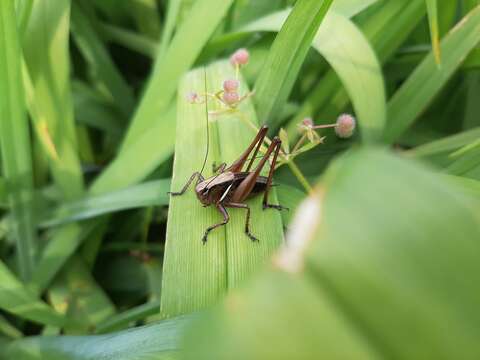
[169,125,287,244]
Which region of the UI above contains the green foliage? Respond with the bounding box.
[183,149,480,359]
[0,0,479,358]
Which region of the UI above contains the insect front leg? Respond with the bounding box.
[226,202,259,242]
[202,204,229,244]
[212,162,227,174]
[168,172,204,196]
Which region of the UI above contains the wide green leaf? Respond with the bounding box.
[184,148,480,359]
[161,62,284,317]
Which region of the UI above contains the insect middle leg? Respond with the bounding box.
[202,203,229,244]
[262,138,288,211]
[168,172,204,196]
[225,202,259,242]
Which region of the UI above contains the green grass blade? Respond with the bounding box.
[0,0,36,281]
[98,22,157,58]
[5,315,191,360]
[385,5,480,143]
[0,259,64,326]
[15,0,33,35]
[42,179,170,227]
[161,62,284,317]
[22,0,84,199]
[95,300,160,334]
[244,9,386,142]
[71,2,135,118]
[72,80,123,137]
[426,0,441,65]
[130,0,161,39]
[310,12,385,142]
[48,257,115,334]
[330,0,379,18]
[286,0,425,140]
[253,0,334,127]
[31,220,103,293]
[90,106,176,194]
[405,127,480,157]
[157,0,181,58]
[0,314,22,339]
[120,0,234,150]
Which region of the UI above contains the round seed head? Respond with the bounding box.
[230,48,250,66]
[335,114,356,138]
[222,91,240,105]
[186,91,198,104]
[223,79,239,93]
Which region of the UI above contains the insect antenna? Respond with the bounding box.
[198,68,209,177]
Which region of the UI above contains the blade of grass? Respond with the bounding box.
[385,5,480,143]
[48,257,115,334]
[15,0,33,35]
[0,259,64,326]
[41,179,170,227]
[0,314,22,339]
[120,0,234,150]
[90,107,176,194]
[161,62,284,317]
[253,0,334,127]
[129,0,161,39]
[404,127,480,157]
[244,9,386,142]
[30,220,104,294]
[5,315,192,360]
[95,300,160,334]
[97,22,157,58]
[22,0,84,200]
[426,0,441,65]
[71,2,135,118]
[0,0,36,281]
[157,0,181,58]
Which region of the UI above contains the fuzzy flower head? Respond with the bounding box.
[223,79,239,93]
[186,91,199,104]
[230,48,250,66]
[222,91,240,106]
[335,114,356,138]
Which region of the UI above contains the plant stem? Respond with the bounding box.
[286,160,313,193]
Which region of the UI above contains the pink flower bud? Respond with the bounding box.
[186,91,198,104]
[222,91,240,105]
[335,114,356,138]
[223,79,239,93]
[302,117,314,128]
[230,48,250,66]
